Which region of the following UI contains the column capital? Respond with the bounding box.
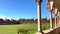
[46,1,54,11]
[48,0,54,2]
[36,0,42,3]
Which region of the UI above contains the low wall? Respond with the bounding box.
[43,26,60,34]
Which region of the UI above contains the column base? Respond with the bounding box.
[49,28,54,29]
[35,31,43,34]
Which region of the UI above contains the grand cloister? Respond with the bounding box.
[35,0,60,34]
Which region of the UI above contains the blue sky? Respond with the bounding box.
[0,0,54,20]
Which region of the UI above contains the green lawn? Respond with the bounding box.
[0,23,50,34]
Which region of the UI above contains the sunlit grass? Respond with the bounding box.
[0,23,50,34]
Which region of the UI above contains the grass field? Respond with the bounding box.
[0,23,50,34]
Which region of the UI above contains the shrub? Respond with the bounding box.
[17,28,30,34]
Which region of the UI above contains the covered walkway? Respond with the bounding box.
[35,0,60,34]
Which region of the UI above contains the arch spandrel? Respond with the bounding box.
[54,0,60,10]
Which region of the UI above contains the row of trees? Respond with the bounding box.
[0,18,55,24]
[0,18,20,25]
